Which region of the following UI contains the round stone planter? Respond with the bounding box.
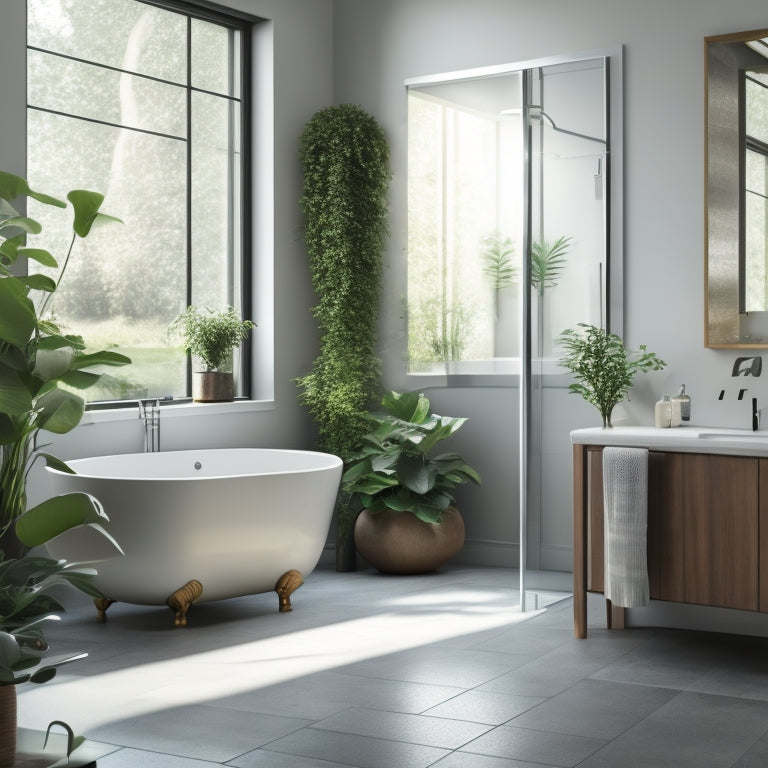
[353,507,465,574]
[192,371,234,402]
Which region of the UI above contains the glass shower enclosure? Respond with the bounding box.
[406,49,620,603]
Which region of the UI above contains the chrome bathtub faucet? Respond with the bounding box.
[138,399,161,452]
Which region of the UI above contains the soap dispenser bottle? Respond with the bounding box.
[655,395,672,428]
[673,384,691,423]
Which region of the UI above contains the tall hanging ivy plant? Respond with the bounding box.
[296,104,390,567]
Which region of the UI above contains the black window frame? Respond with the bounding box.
[26,0,257,407]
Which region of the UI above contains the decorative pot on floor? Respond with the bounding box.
[353,507,465,574]
[192,371,234,402]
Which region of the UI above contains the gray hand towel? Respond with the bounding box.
[602,446,649,608]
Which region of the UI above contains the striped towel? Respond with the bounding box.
[602,446,649,608]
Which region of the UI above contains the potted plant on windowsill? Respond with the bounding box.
[342,391,481,574]
[169,305,255,402]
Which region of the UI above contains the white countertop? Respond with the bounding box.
[571,426,768,457]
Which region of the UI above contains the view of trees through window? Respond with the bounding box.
[26,0,248,401]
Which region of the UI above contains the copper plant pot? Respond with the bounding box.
[354,507,465,574]
[192,371,234,402]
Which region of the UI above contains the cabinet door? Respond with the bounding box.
[649,451,684,602]
[683,454,758,611]
[759,459,768,613]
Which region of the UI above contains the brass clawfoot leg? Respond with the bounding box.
[94,598,115,623]
[275,569,303,612]
[166,579,203,627]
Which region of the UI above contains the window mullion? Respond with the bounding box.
[185,14,193,396]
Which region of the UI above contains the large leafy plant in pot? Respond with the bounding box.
[0,170,130,555]
[0,171,127,766]
[0,504,121,768]
[342,391,480,574]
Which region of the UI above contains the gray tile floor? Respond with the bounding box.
[16,564,768,767]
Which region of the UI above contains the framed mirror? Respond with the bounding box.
[706,29,768,347]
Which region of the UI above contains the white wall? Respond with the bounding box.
[7,0,768,580]
[0,1,334,477]
[332,0,768,571]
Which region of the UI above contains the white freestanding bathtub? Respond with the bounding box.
[45,448,342,625]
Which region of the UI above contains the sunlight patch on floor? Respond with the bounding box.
[18,597,541,732]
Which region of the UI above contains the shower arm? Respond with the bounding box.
[526,106,606,145]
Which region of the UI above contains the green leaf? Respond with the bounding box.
[72,350,131,369]
[29,668,58,684]
[531,235,572,293]
[34,387,85,434]
[341,459,373,486]
[353,475,399,495]
[0,276,36,348]
[0,171,67,208]
[14,493,108,548]
[37,334,85,351]
[67,190,122,238]
[60,370,101,390]
[22,273,57,292]
[0,413,16,444]
[383,390,429,423]
[0,363,33,417]
[39,452,76,474]
[17,247,57,268]
[0,233,25,266]
[0,216,42,235]
[33,347,76,381]
[397,453,437,495]
[417,416,467,455]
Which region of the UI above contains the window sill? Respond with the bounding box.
[80,399,276,425]
[406,358,569,389]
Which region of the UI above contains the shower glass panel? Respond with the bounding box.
[406,52,612,598]
[525,59,607,578]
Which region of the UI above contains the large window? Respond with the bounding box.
[26,0,252,401]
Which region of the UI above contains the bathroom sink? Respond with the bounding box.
[697,431,766,440]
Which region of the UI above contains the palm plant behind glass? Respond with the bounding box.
[530,235,571,295]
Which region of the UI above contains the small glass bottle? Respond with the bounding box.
[655,395,672,428]
[670,397,682,428]
[673,384,691,423]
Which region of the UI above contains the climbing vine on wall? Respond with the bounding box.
[296,104,390,462]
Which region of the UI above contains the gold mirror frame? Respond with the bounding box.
[706,28,768,348]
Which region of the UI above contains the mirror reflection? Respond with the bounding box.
[706,29,768,346]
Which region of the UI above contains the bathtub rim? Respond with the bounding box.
[45,447,343,483]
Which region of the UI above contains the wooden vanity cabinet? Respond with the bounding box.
[575,445,763,637]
